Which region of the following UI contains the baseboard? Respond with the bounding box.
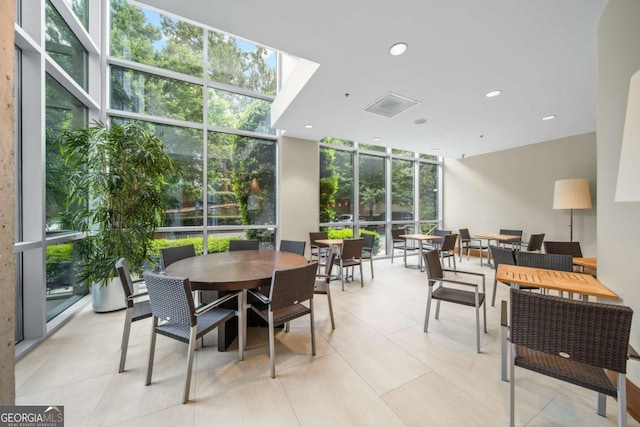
[606,371,640,422]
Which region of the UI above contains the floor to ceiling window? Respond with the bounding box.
[319,139,442,256]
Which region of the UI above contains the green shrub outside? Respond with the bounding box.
[327,228,380,255]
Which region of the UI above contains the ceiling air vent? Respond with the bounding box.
[364,92,420,118]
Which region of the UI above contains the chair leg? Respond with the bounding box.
[598,392,607,417]
[510,344,516,427]
[326,289,335,329]
[424,287,433,332]
[183,326,197,404]
[119,308,133,373]
[237,292,244,361]
[269,311,276,378]
[310,298,316,356]
[369,258,374,279]
[475,291,481,353]
[617,372,628,427]
[359,263,363,287]
[491,279,498,307]
[435,299,441,319]
[146,318,158,386]
[340,260,345,291]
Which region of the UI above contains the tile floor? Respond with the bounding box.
[15,255,639,426]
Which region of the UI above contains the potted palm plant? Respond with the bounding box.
[56,121,174,312]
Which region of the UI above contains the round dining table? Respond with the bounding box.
[164,250,309,351]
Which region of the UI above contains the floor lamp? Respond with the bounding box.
[553,178,592,241]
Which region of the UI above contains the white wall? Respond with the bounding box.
[443,132,597,255]
[279,136,319,257]
[597,0,640,383]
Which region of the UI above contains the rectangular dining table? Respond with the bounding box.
[573,257,597,273]
[399,234,445,271]
[497,263,618,381]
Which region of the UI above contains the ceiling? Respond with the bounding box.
[139,0,607,159]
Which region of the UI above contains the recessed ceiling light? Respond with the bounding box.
[389,42,408,56]
[486,90,501,98]
[304,124,314,129]
[372,137,381,141]
[542,115,556,121]
[414,118,427,125]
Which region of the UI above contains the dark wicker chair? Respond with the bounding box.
[160,244,196,269]
[519,233,545,252]
[489,245,517,307]
[458,228,488,266]
[437,233,458,270]
[314,252,336,329]
[279,239,306,256]
[142,271,242,403]
[229,239,259,251]
[425,229,451,250]
[544,241,583,257]
[361,233,375,279]
[507,288,633,427]
[499,229,522,250]
[516,251,573,271]
[337,238,364,291]
[309,231,329,263]
[115,258,152,373]
[391,228,418,266]
[248,262,318,378]
[423,250,486,353]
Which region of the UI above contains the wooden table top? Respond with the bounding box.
[400,234,444,241]
[474,233,521,242]
[496,264,617,299]
[314,238,343,246]
[164,250,309,291]
[573,257,597,269]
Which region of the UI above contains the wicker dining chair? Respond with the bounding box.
[248,262,319,378]
[160,244,196,270]
[543,241,583,257]
[499,229,523,250]
[142,271,243,404]
[229,239,259,251]
[489,245,517,307]
[423,250,486,353]
[361,233,375,279]
[391,228,418,266]
[279,239,306,256]
[519,233,545,252]
[309,231,329,263]
[337,238,364,291]
[508,288,633,427]
[458,228,488,266]
[437,233,458,270]
[115,258,152,373]
[314,251,336,329]
[516,251,573,271]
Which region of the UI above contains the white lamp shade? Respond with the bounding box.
[553,179,592,210]
[615,69,640,202]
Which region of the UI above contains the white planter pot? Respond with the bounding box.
[91,277,126,313]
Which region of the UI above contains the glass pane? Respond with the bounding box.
[208,87,274,135]
[319,147,353,223]
[208,132,276,227]
[359,154,386,221]
[46,241,88,321]
[45,74,88,235]
[392,148,414,157]
[320,137,354,147]
[110,65,203,122]
[207,229,275,251]
[391,159,414,221]
[112,118,204,227]
[63,0,88,29]
[420,153,439,161]
[208,31,276,95]
[151,232,204,266]
[15,253,23,343]
[45,0,88,90]
[359,143,386,152]
[419,162,438,221]
[110,0,203,77]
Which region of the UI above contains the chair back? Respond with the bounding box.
[489,245,516,271]
[432,229,451,237]
[499,229,522,243]
[143,272,196,327]
[439,233,458,252]
[459,228,471,241]
[325,251,337,276]
[269,262,318,311]
[160,244,196,269]
[229,239,259,251]
[526,233,545,252]
[362,233,374,249]
[115,258,134,307]
[280,240,306,256]
[391,228,405,241]
[516,251,573,271]
[543,241,583,257]
[423,250,444,280]
[309,232,329,247]
[341,238,364,260]
[510,288,633,372]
